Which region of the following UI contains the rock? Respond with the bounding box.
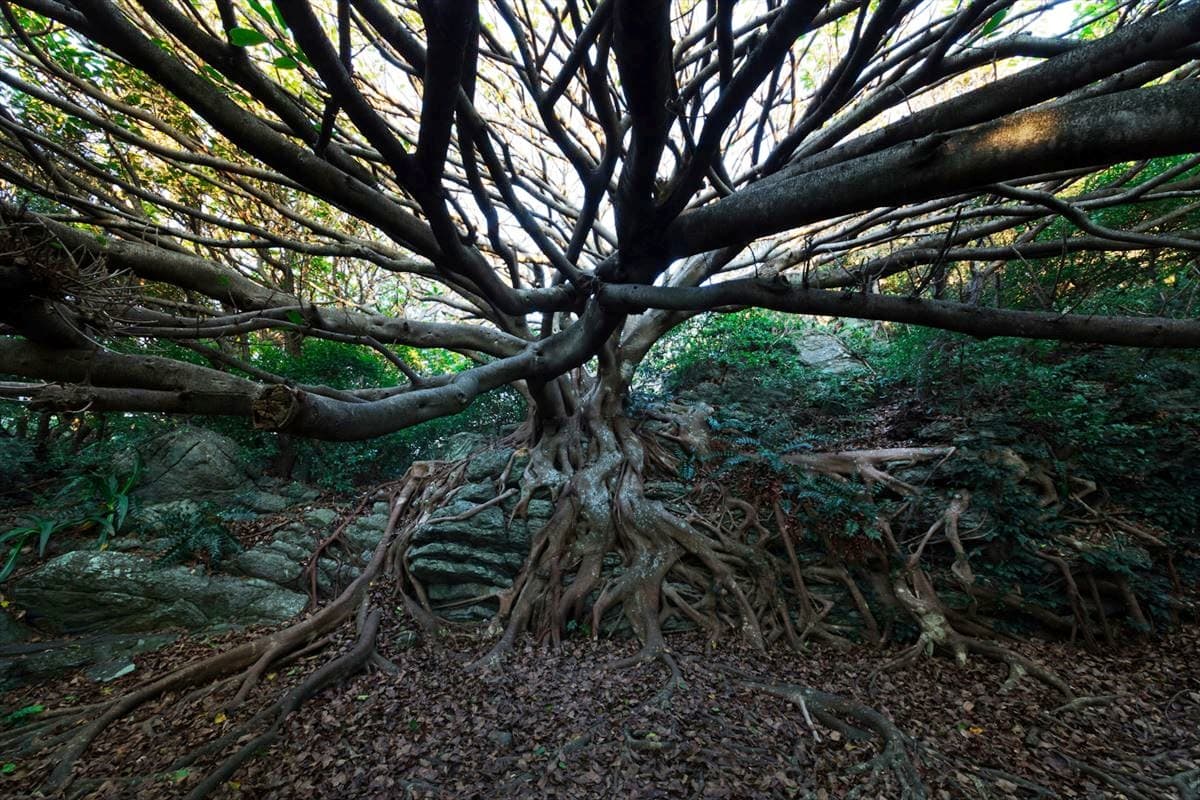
[426,582,498,603]
[282,482,321,502]
[0,607,31,644]
[87,659,137,682]
[0,632,177,692]
[276,528,317,553]
[231,547,302,585]
[408,501,530,589]
[263,539,311,563]
[795,333,863,374]
[465,448,515,482]
[243,492,291,514]
[429,431,491,462]
[392,630,419,651]
[126,426,253,504]
[454,482,499,503]
[305,508,339,527]
[344,521,385,555]
[10,551,307,634]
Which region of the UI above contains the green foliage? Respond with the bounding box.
[2,704,44,726]
[148,505,243,572]
[57,459,142,549]
[0,516,67,582]
[0,460,141,581]
[646,309,810,392]
[637,310,878,452]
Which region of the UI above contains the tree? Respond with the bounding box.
[0,0,1198,790]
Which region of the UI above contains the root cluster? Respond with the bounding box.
[4,397,1191,797]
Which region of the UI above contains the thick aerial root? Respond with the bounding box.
[749,680,929,800]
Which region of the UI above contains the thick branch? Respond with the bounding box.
[667,82,1200,256]
[599,280,1200,348]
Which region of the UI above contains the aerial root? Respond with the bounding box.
[748,680,929,800]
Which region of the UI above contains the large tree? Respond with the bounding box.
[2,0,1199,792]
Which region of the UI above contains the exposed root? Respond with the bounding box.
[6,469,416,796]
[749,680,929,800]
[183,607,382,800]
[885,570,1075,701]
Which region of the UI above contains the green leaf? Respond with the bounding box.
[1,763,15,774]
[36,519,59,558]
[272,55,298,70]
[285,310,306,325]
[246,0,273,23]
[227,27,269,47]
[0,545,24,583]
[979,8,1007,36]
[167,768,190,783]
[271,1,289,30]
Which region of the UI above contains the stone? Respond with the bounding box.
[283,482,322,502]
[454,482,499,503]
[465,448,515,482]
[795,333,863,374]
[243,492,291,514]
[263,539,312,563]
[10,551,307,634]
[429,431,491,462]
[392,630,419,650]
[425,582,498,603]
[344,524,384,555]
[125,426,253,504]
[231,548,302,585]
[87,659,137,682]
[0,632,177,692]
[276,528,318,552]
[305,508,339,527]
[0,607,31,644]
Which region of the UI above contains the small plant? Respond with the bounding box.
[0,460,141,581]
[55,458,143,549]
[150,505,243,572]
[0,516,67,582]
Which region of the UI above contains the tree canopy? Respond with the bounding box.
[0,0,1197,438]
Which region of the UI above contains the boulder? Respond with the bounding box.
[231,547,303,585]
[405,482,551,617]
[0,607,31,644]
[127,426,253,504]
[794,332,863,374]
[10,550,307,635]
[427,431,491,462]
[0,632,177,692]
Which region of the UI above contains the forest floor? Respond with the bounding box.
[3,605,1198,800]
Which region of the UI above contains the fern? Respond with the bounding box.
[149,505,243,572]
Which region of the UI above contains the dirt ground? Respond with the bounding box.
[3,605,1198,800]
